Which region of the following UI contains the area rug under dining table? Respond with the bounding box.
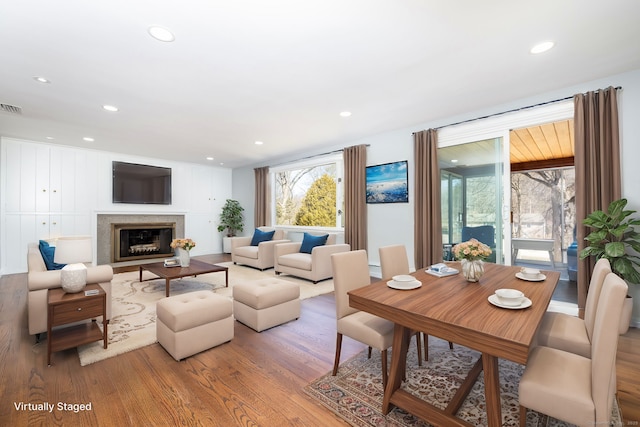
[77,262,334,366]
[304,337,622,427]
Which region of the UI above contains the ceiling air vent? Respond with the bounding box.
[0,103,23,114]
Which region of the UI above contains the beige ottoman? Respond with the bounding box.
[156,291,233,361]
[233,278,300,332]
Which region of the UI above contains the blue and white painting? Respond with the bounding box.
[366,160,408,204]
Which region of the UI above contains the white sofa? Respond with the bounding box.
[274,233,350,283]
[231,228,289,270]
[27,242,113,341]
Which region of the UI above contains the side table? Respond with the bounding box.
[47,283,108,366]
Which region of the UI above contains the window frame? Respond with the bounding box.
[269,153,344,232]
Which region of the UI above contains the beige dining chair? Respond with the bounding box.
[379,244,453,361]
[533,257,611,358]
[332,250,394,387]
[519,272,627,427]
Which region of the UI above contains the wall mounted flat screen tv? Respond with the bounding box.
[112,161,172,205]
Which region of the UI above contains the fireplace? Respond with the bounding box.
[112,223,176,262]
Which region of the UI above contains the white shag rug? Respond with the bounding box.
[77,262,333,366]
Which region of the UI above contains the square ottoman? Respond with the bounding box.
[233,278,300,332]
[156,290,233,361]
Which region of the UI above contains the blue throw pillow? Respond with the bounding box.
[39,240,66,270]
[250,229,275,246]
[299,233,329,254]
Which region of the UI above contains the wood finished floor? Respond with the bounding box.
[1,254,638,426]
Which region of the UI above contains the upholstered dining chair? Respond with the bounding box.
[378,244,453,361]
[519,272,627,427]
[331,250,423,387]
[533,257,611,358]
[331,250,394,387]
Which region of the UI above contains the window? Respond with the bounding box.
[271,154,344,228]
[511,167,575,260]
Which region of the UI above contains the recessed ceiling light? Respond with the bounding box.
[83,137,95,142]
[530,41,555,54]
[33,76,50,84]
[45,136,54,140]
[451,159,458,163]
[206,156,214,161]
[148,26,175,42]
[255,141,264,145]
[102,104,119,112]
[340,111,352,117]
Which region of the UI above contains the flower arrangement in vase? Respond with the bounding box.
[170,238,196,267]
[452,238,493,282]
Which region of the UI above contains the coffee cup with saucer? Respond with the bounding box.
[520,267,541,280]
[494,288,525,307]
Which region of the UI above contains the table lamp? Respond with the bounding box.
[54,236,93,293]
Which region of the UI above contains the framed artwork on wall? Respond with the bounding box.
[366,160,409,204]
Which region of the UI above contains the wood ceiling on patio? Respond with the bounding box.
[510,119,574,171]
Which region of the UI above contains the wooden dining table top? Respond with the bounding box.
[348,262,560,365]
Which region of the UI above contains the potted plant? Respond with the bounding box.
[217,199,244,253]
[580,198,640,333]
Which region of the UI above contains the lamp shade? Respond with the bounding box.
[54,236,93,264]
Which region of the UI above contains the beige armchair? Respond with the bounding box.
[231,227,289,270]
[27,242,113,342]
[274,232,349,283]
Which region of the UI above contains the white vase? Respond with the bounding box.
[60,263,88,293]
[461,259,484,282]
[222,236,232,254]
[176,248,190,267]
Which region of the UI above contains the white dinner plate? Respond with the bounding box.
[392,274,416,282]
[488,294,532,309]
[387,280,422,290]
[515,272,546,282]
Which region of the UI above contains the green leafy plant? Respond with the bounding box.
[580,198,640,284]
[217,199,244,237]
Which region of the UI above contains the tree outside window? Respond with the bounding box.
[274,160,342,228]
[511,167,575,261]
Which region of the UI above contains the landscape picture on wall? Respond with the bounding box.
[366,160,409,204]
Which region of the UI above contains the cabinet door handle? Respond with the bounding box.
[77,308,82,311]
[42,222,47,225]
[42,189,47,192]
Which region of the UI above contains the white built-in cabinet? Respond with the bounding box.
[2,139,97,273]
[1,138,233,275]
[185,165,231,256]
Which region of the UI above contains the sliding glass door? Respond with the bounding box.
[439,137,508,264]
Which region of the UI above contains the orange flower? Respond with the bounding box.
[170,238,196,251]
[452,238,492,261]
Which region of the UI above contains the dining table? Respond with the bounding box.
[348,262,560,427]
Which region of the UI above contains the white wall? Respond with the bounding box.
[91,150,233,257]
[0,138,233,273]
[231,166,255,236]
[233,68,640,326]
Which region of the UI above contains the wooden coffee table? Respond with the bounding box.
[139,259,228,297]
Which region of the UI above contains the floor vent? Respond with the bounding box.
[0,103,23,114]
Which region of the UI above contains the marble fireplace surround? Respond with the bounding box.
[96,213,185,265]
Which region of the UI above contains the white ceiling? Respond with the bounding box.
[1,0,639,169]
